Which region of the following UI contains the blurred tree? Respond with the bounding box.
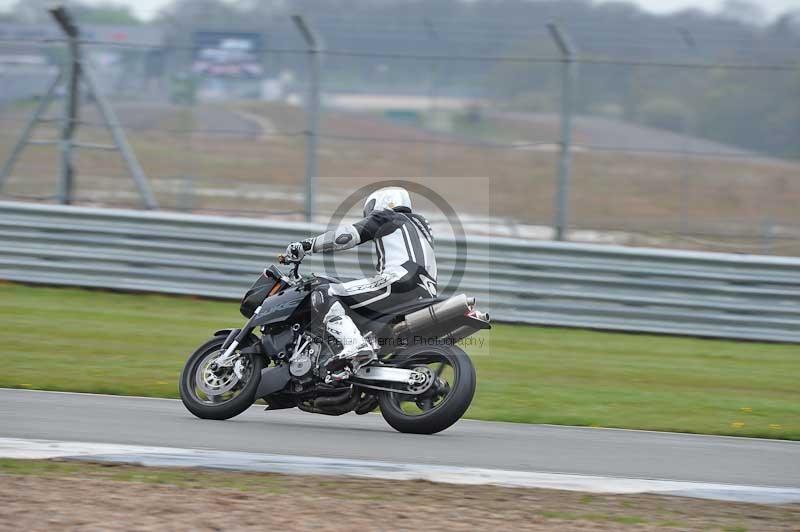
[7,0,140,24]
[8,0,796,157]
[721,0,766,26]
[71,3,141,25]
[639,97,690,132]
[8,0,53,23]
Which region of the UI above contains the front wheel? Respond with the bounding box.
[179,336,264,420]
[378,344,476,435]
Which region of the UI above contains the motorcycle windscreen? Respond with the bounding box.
[240,273,280,318]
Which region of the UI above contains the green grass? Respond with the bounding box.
[0,458,286,493]
[538,510,650,525]
[1,282,798,439]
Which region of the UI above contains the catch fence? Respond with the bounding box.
[1,16,798,255]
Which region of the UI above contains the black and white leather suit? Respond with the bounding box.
[294,205,437,375]
[303,205,437,311]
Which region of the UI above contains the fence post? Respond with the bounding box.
[292,15,321,222]
[547,23,577,242]
[51,6,80,205]
[1,6,158,209]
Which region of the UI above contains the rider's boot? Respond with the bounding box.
[322,301,376,382]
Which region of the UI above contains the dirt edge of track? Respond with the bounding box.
[1,460,798,531]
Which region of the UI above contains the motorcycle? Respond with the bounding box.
[179,255,491,434]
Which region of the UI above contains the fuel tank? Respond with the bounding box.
[250,285,310,328]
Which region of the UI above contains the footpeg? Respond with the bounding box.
[324,368,353,384]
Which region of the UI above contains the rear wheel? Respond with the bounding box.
[179,336,264,420]
[378,344,476,434]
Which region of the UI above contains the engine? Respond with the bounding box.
[289,335,319,377]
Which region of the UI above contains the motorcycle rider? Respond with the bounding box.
[285,186,437,381]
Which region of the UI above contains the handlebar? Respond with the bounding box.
[277,254,302,279]
[278,253,302,264]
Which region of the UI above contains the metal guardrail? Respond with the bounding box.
[1,201,799,343]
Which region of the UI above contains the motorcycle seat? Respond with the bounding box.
[313,273,343,284]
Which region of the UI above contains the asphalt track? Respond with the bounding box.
[2,388,799,493]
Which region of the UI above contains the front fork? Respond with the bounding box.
[214,305,262,367]
[214,330,242,367]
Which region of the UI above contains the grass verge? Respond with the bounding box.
[1,282,798,439]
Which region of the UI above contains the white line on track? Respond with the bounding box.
[1,437,799,505]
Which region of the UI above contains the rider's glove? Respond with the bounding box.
[286,241,306,261]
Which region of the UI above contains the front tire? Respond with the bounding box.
[179,336,264,420]
[378,344,476,434]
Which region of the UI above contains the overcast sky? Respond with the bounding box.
[0,0,798,21]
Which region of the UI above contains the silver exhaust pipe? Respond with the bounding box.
[438,325,475,342]
[393,294,474,338]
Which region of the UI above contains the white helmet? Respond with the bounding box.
[363,186,412,217]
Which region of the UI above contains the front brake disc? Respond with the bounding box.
[196,352,241,396]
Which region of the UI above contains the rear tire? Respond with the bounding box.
[378,344,476,435]
[179,336,264,420]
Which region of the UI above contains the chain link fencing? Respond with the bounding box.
[0,20,798,254]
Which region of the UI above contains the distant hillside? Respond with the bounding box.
[157,0,800,158]
[3,0,798,158]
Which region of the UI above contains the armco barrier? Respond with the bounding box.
[1,201,799,343]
